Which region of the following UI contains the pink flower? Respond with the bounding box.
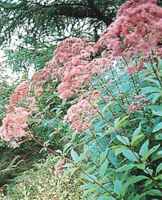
[97,0,162,58]
[64,91,100,132]
[8,81,29,110]
[0,107,29,142]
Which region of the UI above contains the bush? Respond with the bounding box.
[67,58,162,200]
[2,156,83,200]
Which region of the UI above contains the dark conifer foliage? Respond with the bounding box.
[0,0,126,44]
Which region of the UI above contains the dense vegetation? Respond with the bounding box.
[0,0,162,199]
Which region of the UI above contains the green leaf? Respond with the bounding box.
[117,163,145,172]
[111,145,128,155]
[155,133,162,140]
[148,144,160,158]
[153,122,162,132]
[141,189,162,197]
[140,143,160,161]
[114,179,122,195]
[124,175,148,189]
[133,123,142,136]
[116,135,130,145]
[71,149,80,162]
[99,159,109,177]
[152,108,162,116]
[131,134,144,147]
[156,163,162,175]
[122,149,139,162]
[148,93,161,103]
[131,124,144,146]
[139,140,149,159]
[154,174,162,181]
[114,116,129,129]
[142,86,161,94]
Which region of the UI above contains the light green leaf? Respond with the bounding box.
[153,122,162,133]
[141,189,162,197]
[139,140,149,159]
[114,179,122,195]
[99,159,109,177]
[131,134,144,147]
[124,175,148,189]
[154,174,162,180]
[117,163,145,172]
[116,135,130,145]
[142,86,161,94]
[122,149,139,162]
[148,144,160,158]
[133,123,142,136]
[114,116,129,129]
[156,163,162,175]
[71,149,80,162]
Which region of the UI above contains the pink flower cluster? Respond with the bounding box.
[97,0,162,58]
[0,81,34,145]
[54,38,95,66]
[58,57,111,99]
[31,37,112,99]
[31,38,99,98]
[31,56,64,96]
[117,0,157,17]
[0,107,29,142]
[8,81,29,111]
[64,91,100,132]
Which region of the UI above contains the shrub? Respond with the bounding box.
[67,57,162,199]
[2,156,82,200]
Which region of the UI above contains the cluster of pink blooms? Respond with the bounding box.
[0,81,33,145]
[0,107,29,143]
[64,91,100,132]
[58,57,111,99]
[31,37,112,99]
[96,0,162,58]
[8,81,29,111]
[54,37,95,66]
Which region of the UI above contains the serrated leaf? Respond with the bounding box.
[116,135,130,145]
[122,149,139,162]
[153,122,162,132]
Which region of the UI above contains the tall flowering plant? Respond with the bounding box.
[0,1,161,199]
[61,1,162,199]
